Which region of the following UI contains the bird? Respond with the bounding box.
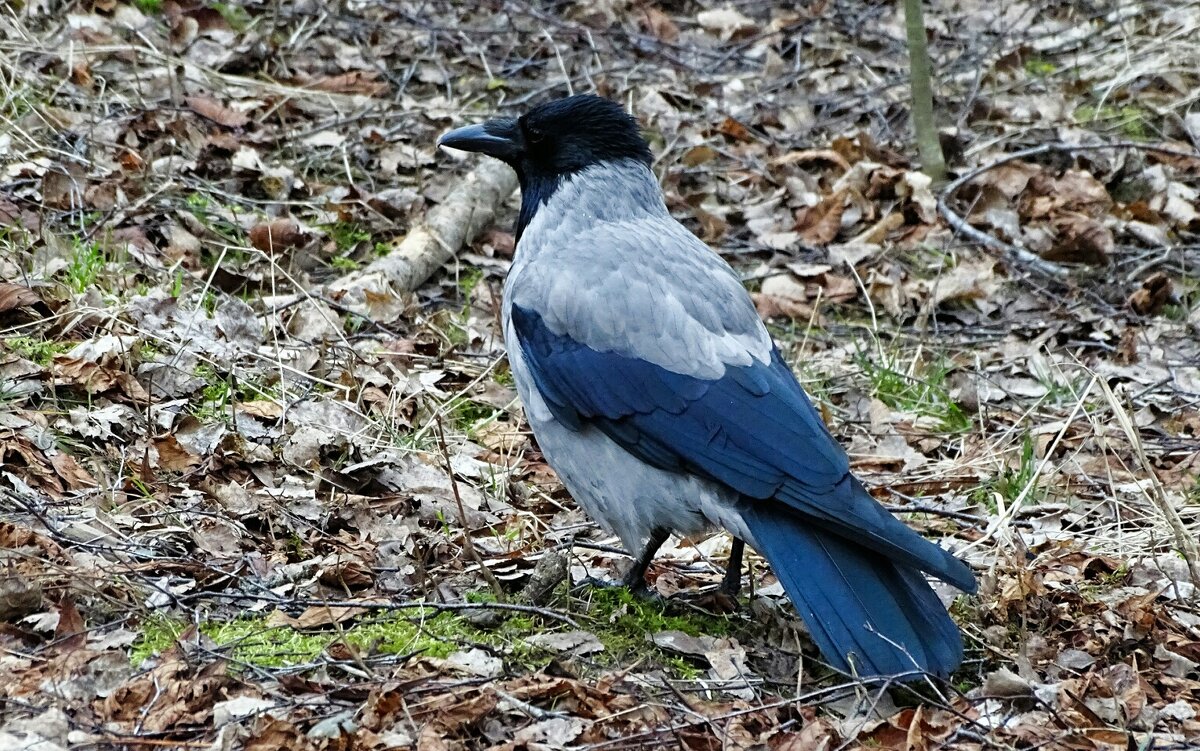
[437,94,976,680]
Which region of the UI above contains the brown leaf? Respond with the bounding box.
[55,595,86,652]
[305,71,389,96]
[795,190,846,244]
[753,274,815,320]
[70,62,93,88]
[249,219,305,253]
[186,94,250,128]
[1128,272,1173,316]
[0,283,40,312]
[319,559,374,590]
[682,145,718,167]
[266,605,367,629]
[716,116,755,143]
[52,357,151,403]
[641,6,679,42]
[770,148,852,172]
[236,400,283,419]
[154,435,201,471]
[0,575,42,622]
[1044,215,1112,265]
[244,717,315,751]
[49,451,97,490]
[973,160,1041,199]
[693,205,728,242]
[42,165,84,209]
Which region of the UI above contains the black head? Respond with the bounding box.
[437,94,653,180]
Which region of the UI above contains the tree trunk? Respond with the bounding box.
[904,0,946,183]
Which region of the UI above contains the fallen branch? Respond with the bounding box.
[329,159,517,300]
[937,140,1200,282]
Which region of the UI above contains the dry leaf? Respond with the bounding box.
[305,71,389,96]
[1128,272,1172,316]
[697,7,755,40]
[796,190,846,244]
[249,219,305,253]
[0,283,40,312]
[1044,215,1112,265]
[54,595,86,652]
[641,6,679,42]
[186,95,250,128]
[716,116,755,143]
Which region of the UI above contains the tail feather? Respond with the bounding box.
[743,504,964,679]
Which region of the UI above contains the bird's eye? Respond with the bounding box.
[526,127,546,144]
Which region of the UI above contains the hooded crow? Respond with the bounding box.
[438,94,975,680]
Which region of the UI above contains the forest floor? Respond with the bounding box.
[2,1,1200,749]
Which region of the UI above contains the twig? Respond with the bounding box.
[491,686,569,720]
[434,417,507,601]
[938,141,1200,282]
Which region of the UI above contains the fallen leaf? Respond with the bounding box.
[796,190,846,244]
[54,595,86,652]
[1128,272,1172,316]
[186,95,250,128]
[697,6,755,40]
[0,283,40,312]
[1044,215,1112,265]
[525,630,605,655]
[304,71,389,96]
[249,219,306,253]
[641,6,679,42]
[716,116,755,143]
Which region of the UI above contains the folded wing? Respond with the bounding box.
[511,303,975,593]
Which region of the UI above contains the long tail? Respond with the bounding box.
[742,504,965,679]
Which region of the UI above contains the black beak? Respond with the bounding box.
[437,118,522,162]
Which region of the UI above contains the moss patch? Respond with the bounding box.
[132,608,543,669]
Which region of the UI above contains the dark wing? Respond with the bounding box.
[512,303,975,591]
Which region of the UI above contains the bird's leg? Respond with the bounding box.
[621,527,670,595]
[718,538,745,597]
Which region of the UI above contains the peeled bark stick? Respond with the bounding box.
[330,160,517,300]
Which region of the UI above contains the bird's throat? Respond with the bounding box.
[514,171,562,244]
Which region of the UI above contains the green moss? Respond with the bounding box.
[1074,103,1153,139]
[190,364,232,421]
[1023,58,1056,77]
[331,255,359,271]
[132,607,544,669]
[185,192,210,212]
[447,397,500,437]
[5,336,69,365]
[214,2,251,30]
[134,0,163,14]
[574,588,735,678]
[457,267,484,300]
[326,222,372,253]
[493,363,515,386]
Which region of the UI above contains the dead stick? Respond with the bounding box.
[329,160,517,297]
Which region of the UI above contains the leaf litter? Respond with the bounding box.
[1,0,1199,749]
